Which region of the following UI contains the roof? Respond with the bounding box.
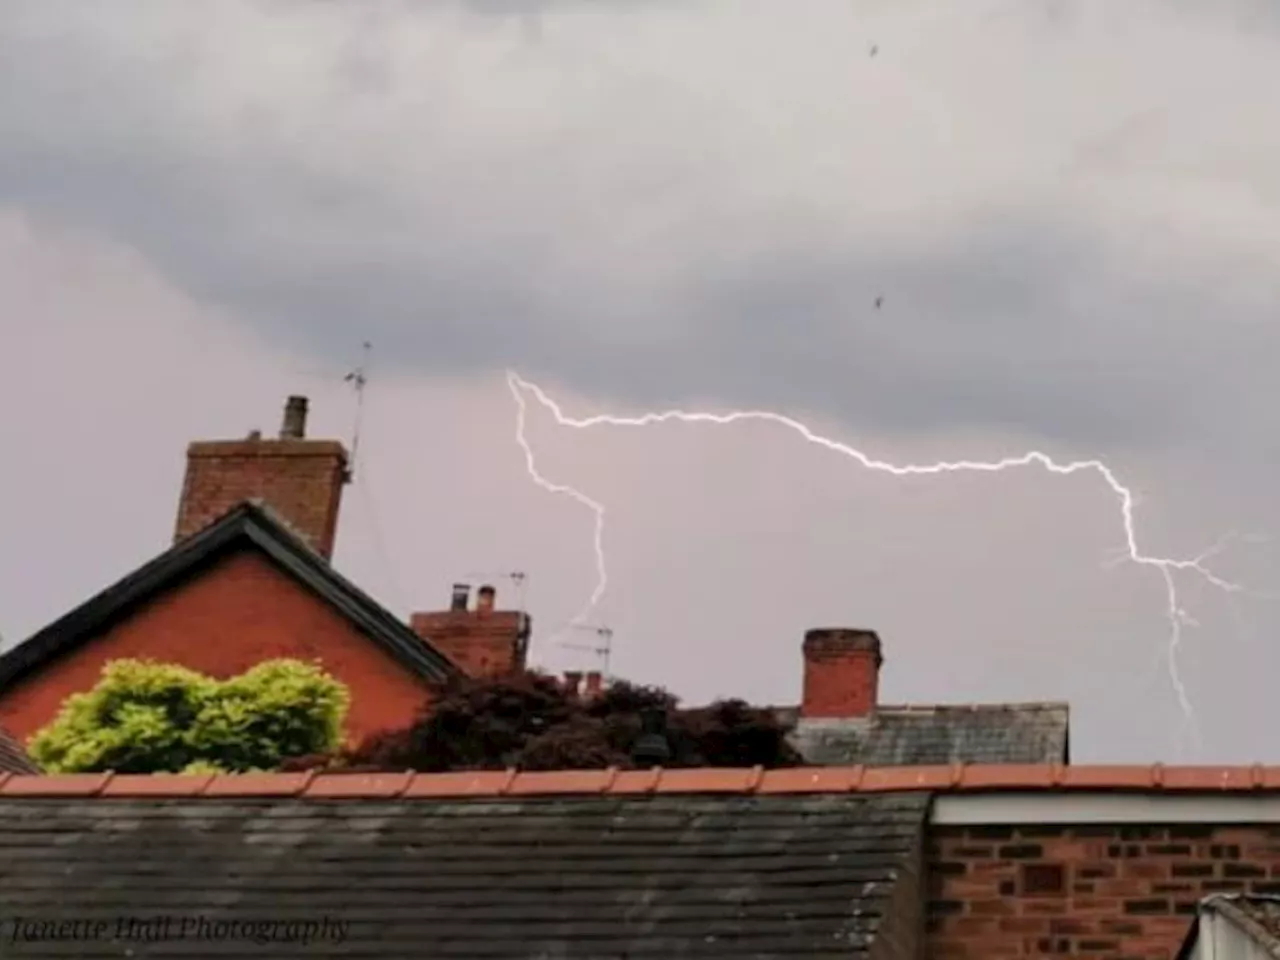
[0,501,460,691]
[781,702,1070,766]
[0,725,37,774]
[0,784,928,958]
[1177,895,1280,960]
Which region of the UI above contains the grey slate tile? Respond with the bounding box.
[784,702,1069,766]
[0,793,928,959]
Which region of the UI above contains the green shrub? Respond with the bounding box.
[28,658,349,774]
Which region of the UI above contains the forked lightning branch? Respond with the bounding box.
[506,370,1246,743]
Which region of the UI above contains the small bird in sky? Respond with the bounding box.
[874,296,883,309]
[869,44,878,57]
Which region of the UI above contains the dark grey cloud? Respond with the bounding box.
[3,0,1280,458]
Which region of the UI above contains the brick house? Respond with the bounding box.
[0,396,530,745]
[0,763,1275,958]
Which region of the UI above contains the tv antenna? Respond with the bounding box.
[560,623,613,677]
[342,341,372,480]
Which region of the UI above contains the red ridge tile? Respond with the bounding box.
[101,774,215,797]
[1162,767,1256,792]
[1,773,113,796]
[1063,765,1163,790]
[758,767,860,794]
[959,765,1054,790]
[9,765,1280,800]
[402,771,511,798]
[609,769,663,794]
[862,766,955,792]
[508,770,613,795]
[202,772,315,797]
[306,772,414,798]
[654,768,757,794]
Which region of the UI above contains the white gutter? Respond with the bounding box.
[932,792,1280,825]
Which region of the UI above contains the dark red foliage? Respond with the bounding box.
[285,671,801,773]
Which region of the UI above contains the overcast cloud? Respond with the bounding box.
[3,0,1280,761]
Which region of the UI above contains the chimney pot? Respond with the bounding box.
[584,671,603,698]
[800,628,883,719]
[476,584,496,613]
[280,395,308,439]
[450,584,470,612]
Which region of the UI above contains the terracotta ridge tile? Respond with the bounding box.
[8,765,1280,800]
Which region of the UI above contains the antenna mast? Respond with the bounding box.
[343,341,372,480]
[561,624,614,677]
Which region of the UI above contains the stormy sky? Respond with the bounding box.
[3,0,1280,761]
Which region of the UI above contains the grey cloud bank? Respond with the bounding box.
[3,1,1280,448]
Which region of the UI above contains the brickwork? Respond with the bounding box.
[928,823,1280,959]
[801,627,882,718]
[174,438,348,558]
[0,549,432,746]
[409,608,528,678]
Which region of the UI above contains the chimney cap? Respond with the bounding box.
[803,628,882,658]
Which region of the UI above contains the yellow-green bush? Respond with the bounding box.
[28,658,349,774]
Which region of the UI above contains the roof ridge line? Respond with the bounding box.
[4,764,1280,799]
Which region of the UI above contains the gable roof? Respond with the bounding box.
[0,501,459,691]
[0,725,37,774]
[1177,895,1280,959]
[781,702,1070,766]
[0,784,928,958]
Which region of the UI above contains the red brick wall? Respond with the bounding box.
[801,628,882,718]
[0,549,432,747]
[928,823,1280,959]
[175,439,347,558]
[410,609,527,678]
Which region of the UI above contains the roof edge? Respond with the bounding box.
[5,764,1280,800]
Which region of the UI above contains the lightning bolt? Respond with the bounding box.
[506,370,1243,748]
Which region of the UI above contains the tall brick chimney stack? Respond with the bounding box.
[173,395,350,559]
[410,584,531,679]
[800,628,883,719]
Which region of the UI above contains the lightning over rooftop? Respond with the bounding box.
[506,369,1246,751]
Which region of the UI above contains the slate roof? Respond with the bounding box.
[0,786,929,958]
[780,702,1070,766]
[0,501,460,691]
[0,725,37,774]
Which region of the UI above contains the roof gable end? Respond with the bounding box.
[0,502,458,690]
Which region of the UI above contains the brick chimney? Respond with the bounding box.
[173,395,350,559]
[410,583,531,679]
[800,628,883,719]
